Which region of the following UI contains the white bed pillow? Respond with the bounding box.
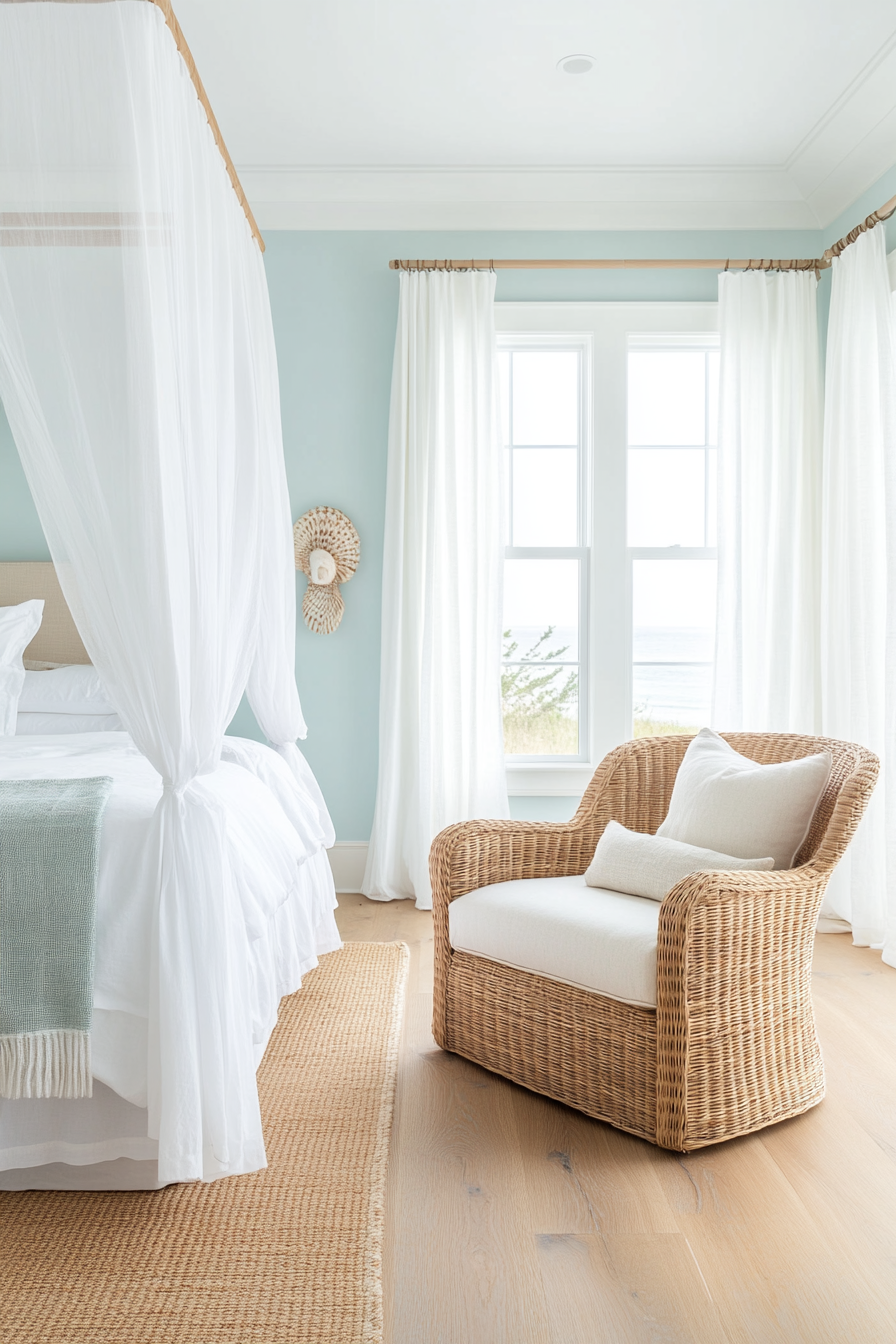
[657,728,832,870]
[18,663,114,716]
[0,600,44,735]
[16,711,123,735]
[585,819,773,902]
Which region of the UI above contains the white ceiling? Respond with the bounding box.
[176,0,896,231]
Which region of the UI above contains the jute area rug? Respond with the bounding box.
[0,940,409,1344]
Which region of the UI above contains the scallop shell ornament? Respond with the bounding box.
[293,506,360,634]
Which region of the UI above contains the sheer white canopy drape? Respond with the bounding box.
[0,1,308,1180]
[819,227,896,964]
[712,269,823,733]
[363,271,509,909]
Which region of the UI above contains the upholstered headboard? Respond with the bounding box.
[0,562,90,664]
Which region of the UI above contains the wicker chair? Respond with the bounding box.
[431,733,878,1152]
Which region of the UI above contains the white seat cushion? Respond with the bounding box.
[448,875,660,1009]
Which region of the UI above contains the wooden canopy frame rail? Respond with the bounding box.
[0,0,264,253]
[390,192,896,274]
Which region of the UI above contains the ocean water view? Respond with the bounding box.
[633,625,713,728]
[503,625,714,732]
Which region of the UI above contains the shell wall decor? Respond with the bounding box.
[293,506,360,634]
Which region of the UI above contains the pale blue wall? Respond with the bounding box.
[0,193,890,837]
[823,163,896,250]
[0,418,48,560]
[253,224,820,835]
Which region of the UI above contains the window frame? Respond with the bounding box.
[499,332,591,766]
[627,336,720,739]
[495,301,719,798]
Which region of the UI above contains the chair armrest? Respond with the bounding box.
[430,817,592,1047]
[654,862,827,1149]
[429,739,683,1048]
[430,734,683,908]
[430,818,590,908]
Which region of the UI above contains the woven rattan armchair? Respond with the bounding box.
[431,733,878,1151]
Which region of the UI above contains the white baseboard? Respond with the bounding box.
[327,841,369,893]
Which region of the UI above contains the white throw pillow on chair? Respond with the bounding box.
[657,727,831,870]
[585,820,773,901]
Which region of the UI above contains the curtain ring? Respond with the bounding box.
[724,258,729,272]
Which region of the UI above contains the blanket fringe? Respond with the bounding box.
[0,1030,92,1099]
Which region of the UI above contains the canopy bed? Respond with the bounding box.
[0,3,339,1188]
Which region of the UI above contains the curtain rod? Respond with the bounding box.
[149,0,264,253]
[0,0,264,252]
[389,193,896,274]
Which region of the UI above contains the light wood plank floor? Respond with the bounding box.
[334,893,896,1344]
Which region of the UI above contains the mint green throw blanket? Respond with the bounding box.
[0,776,113,1100]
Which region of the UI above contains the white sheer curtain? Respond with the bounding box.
[0,2,310,1180]
[819,227,896,964]
[712,269,823,732]
[363,271,509,909]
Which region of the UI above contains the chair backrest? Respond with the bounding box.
[577,731,878,876]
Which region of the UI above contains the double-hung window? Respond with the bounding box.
[495,302,720,798]
[498,338,589,763]
[628,335,719,737]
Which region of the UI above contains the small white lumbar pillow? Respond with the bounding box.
[585,820,774,902]
[0,599,44,735]
[18,663,114,717]
[657,727,832,870]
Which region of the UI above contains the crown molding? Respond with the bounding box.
[788,28,896,227]
[243,155,896,233]
[243,165,817,231]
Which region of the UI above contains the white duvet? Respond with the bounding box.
[0,732,340,1179]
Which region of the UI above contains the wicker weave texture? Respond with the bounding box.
[447,951,658,1143]
[0,942,408,1344]
[431,733,878,1151]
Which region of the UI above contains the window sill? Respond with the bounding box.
[506,762,594,797]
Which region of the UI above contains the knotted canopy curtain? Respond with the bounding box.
[0,1,307,1181]
[363,271,509,909]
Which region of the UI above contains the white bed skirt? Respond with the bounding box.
[0,1156,164,1191]
[0,848,340,1190]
